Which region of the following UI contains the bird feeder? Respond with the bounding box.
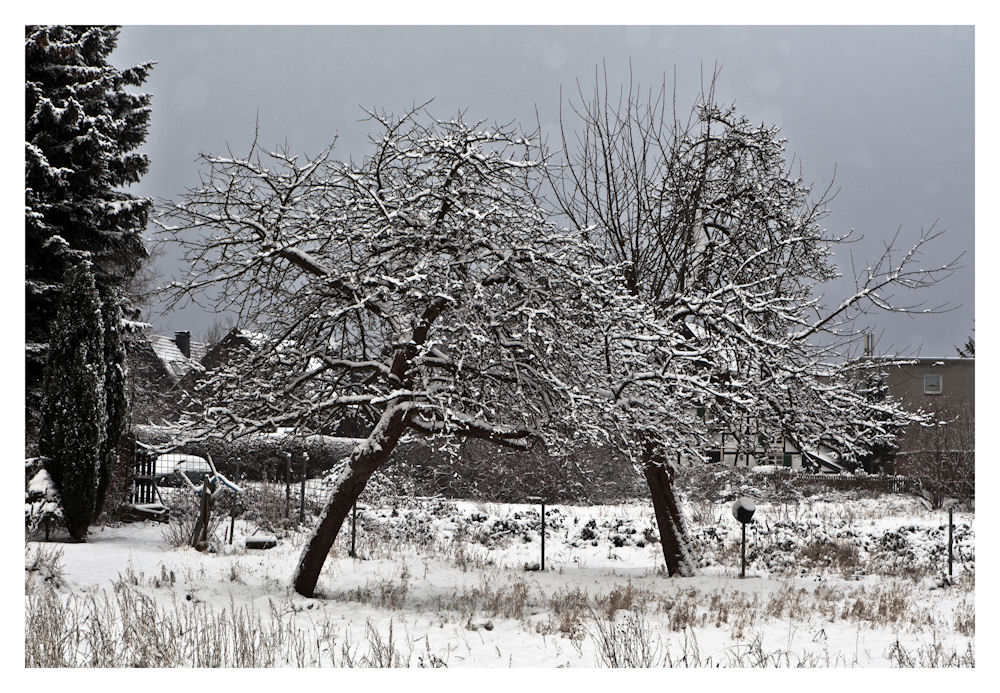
[731,497,755,578]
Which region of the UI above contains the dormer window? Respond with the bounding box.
[923,374,943,395]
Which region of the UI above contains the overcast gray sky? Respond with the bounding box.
[113,25,974,357]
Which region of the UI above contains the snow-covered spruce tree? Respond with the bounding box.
[545,70,955,575]
[39,262,107,541]
[158,109,625,597]
[25,25,152,422]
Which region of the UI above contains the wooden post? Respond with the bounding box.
[284,452,291,519]
[349,502,357,558]
[299,453,308,524]
[528,496,544,570]
[948,506,954,578]
[191,477,215,548]
[541,501,546,571]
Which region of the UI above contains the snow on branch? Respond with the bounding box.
[159,107,629,459]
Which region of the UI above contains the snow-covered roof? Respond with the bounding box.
[801,446,849,473]
[233,328,269,348]
[189,341,209,362]
[863,355,973,366]
[147,333,206,383]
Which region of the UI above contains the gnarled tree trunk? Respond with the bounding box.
[642,441,695,576]
[293,407,408,597]
[189,477,216,549]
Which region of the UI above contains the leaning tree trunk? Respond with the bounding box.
[189,477,216,549]
[293,408,408,597]
[642,442,695,576]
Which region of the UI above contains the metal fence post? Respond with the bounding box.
[741,523,747,579]
[732,498,755,579]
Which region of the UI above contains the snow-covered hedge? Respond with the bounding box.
[134,425,360,480]
[134,426,644,503]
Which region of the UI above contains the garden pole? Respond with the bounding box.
[948,506,954,578]
[284,452,291,519]
[541,501,546,571]
[732,498,755,579]
[741,523,746,579]
[349,502,357,558]
[299,453,307,524]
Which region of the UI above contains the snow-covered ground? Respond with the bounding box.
[25,494,974,667]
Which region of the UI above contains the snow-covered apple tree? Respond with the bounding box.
[544,70,958,575]
[158,108,630,597]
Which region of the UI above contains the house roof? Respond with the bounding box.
[147,333,206,383]
[864,356,973,365]
[234,329,269,349]
[190,341,209,362]
[801,446,850,473]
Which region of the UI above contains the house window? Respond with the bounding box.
[923,374,943,395]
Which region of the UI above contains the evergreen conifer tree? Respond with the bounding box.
[956,332,975,358]
[95,290,129,520]
[25,25,153,421]
[39,262,107,540]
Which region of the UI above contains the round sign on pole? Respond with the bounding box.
[731,497,755,524]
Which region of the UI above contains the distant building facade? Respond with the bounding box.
[884,357,975,479]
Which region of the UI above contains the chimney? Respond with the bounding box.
[174,331,191,359]
[863,332,875,358]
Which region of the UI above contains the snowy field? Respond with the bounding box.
[25,494,974,667]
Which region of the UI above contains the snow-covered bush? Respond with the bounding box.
[25,465,63,535]
[24,543,64,587]
[161,490,225,549]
